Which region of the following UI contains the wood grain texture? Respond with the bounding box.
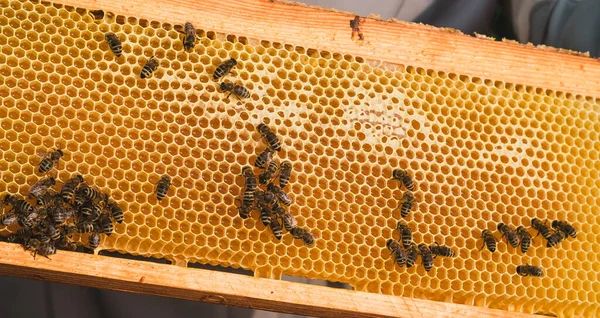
[0,242,540,318]
[52,0,600,97]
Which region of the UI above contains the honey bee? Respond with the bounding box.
[386,239,407,267]
[213,58,237,80]
[181,22,196,52]
[254,149,274,169]
[418,243,433,272]
[269,215,283,240]
[278,161,292,188]
[429,242,456,258]
[79,184,107,203]
[480,229,498,252]
[61,174,85,203]
[259,160,279,185]
[516,226,532,253]
[405,243,419,268]
[546,230,566,248]
[73,189,88,207]
[259,205,273,226]
[237,202,253,219]
[391,169,414,191]
[34,242,56,259]
[220,82,250,100]
[106,200,124,223]
[395,221,412,248]
[78,201,102,223]
[397,191,417,218]
[37,148,64,174]
[36,189,59,207]
[88,231,100,249]
[241,166,257,191]
[0,212,18,226]
[154,175,172,201]
[24,237,40,252]
[290,227,315,246]
[498,223,519,248]
[6,195,35,216]
[349,15,364,40]
[255,189,277,207]
[516,264,544,277]
[257,123,282,152]
[50,204,72,225]
[274,206,297,232]
[56,236,77,251]
[47,224,61,241]
[77,222,96,233]
[551,220,577,238]
[61,223,77,236]
[140,56,159,79]
[99,215,113,236]
[531,218,553,240]
[28,177,56,199]
[267,183,292,206]
[105,32,122,57]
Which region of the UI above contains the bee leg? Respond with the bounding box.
[226,92,233,100]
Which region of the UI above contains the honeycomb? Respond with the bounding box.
[1,0,600,316]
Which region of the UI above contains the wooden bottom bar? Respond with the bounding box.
[0,243,538,318]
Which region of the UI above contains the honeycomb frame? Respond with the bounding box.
[1,0,600,316]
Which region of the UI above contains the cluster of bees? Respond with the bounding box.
[386,170,456,272]
[480,218,577,277]
[0,149,122,257]
[103,21,250,100]
[0,148,174,258]
[238,123,316,245]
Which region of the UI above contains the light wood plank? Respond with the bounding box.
[51,0,600,97]
[0,242,538,318]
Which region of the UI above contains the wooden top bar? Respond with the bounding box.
[53,0,600,97]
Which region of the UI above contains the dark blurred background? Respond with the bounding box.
[2,1,599,318]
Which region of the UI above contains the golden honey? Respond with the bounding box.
[1,0,599,316]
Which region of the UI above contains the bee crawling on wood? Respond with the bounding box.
[140,56,159,79]
[213,57,237,80]
[480,229,498,252]
[37,148,64,174]
[220,82,250,100]
[349,15,365,40]
[516,264,544,277]
[105,32,123,57]
[154,175,172,201]
[498,223,519,248]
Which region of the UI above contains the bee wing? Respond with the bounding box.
[36,151,50,158]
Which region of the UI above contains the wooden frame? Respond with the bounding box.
[1,0,584,316]
[52,0,600,97]
[0,242,538,318]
